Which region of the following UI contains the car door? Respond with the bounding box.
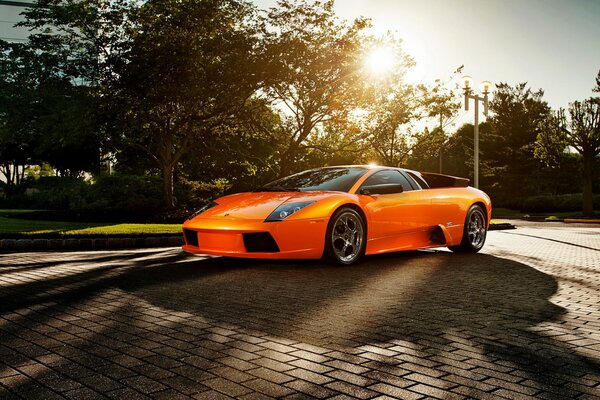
[359,170,433,253]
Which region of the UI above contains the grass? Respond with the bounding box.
[0,207,593,239]
[491,208,523,218]
[0,209,181,237]
[65,224,181,236]
[540,210,600,219]
[492,208,600,219]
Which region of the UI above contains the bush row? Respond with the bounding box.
[0,175,164,219]
[521,193,600,213]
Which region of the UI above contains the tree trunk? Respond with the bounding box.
[582,152,594,217]
[162,163,175,209]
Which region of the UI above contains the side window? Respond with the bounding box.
[361,170,414,192]
[406,171,429,189]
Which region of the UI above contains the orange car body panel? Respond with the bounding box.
[182,166,492,259]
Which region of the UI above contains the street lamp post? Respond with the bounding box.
[461,77,492,189]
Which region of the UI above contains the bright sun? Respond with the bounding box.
[364,47,395,75]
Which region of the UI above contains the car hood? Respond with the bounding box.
[195,191,336,220]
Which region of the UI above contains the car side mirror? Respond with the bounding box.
[359,183,404,195]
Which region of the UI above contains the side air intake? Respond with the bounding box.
[183,229,199,247]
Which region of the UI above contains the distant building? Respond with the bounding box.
[0,0,34,43]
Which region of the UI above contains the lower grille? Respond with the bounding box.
[243,232,280,252]
[183,229,199,247]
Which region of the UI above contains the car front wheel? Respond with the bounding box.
[325,207,366,265]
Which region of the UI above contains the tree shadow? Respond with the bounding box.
[119,252,599,397]
[1,249,599,398]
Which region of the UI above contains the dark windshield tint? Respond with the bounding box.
[360,170,414,192]
[261,167,368,192]
[405,170,429,189]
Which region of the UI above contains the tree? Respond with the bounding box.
[418,79,461,173]
[535,98,600,216]
[263,0,373,176]
[0,42,39,185]
[4,0,136,178]
[485,82,550,199]
[109,0,267,207]
[0,39,99,183]
[363,85,417,166]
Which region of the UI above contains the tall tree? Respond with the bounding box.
[3,0,136,178]
[363,85,417,166]
[535,97,600,216]
[485,82,550,199]
[0,42,40,185]
[263,0,373,176]
[110,0,267,207]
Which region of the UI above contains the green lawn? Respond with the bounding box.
[492,207,600,219]
[540,210,600,219]
[0,209,181,237]
[491,208,523,218]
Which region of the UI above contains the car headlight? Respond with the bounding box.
[187,201,218,220]
[265,202,314,222]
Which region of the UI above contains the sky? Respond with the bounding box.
[255,0,600,126]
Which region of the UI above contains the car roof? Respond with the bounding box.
[318,165,417,173]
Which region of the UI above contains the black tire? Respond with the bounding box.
[449,204,487,253]
[324,207,366,265]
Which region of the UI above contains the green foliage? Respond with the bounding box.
[1,176,89,209]
[0,36,100,179]
[485,82,551,197]
[87,174,164,212]
[109,0,267,207]
[522,194,600,213]
[535,74,600,216]
[0,174,164,216]
[3,0,598,218]
[263,0,377,176]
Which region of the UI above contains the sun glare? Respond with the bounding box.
[364,47,395,75]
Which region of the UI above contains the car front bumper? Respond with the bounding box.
[181,217,328,259]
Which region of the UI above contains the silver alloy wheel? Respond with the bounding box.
[331,211,364,263]
[467,208,486,247]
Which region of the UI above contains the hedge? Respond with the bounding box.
[522,193,600,213]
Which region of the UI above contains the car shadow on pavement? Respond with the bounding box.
[124,251,600,397]
[1,249,599,398]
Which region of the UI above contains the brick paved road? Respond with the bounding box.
[0,224,599,399]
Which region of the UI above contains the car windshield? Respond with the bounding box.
[257,167,368,192]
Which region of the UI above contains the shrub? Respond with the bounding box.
[5,176,90,209]
[522,193,600,213]
[0,174,165,219]
[87,174,164,213]
[175,178,231,209]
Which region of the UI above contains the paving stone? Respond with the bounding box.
[247,367,295,384]
[368,382,424,399]
[202,377,253,397]
[242,378,294,398]
[1,226,600,399]
[122,375,168,394]
[286,368,334,385]
[285,379,339,399]
[325,380,379,399]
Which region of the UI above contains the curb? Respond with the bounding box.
[543,218,600,223]
[0,236,184,252]
[489,223,516,231]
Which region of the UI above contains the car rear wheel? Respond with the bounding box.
[449,204,487,253]
[325,207,366,265]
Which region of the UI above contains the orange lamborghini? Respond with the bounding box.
[182,165,491,265]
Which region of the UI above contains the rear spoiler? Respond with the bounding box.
[420,172,469,188]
